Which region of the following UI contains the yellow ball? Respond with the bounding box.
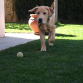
[17,52,23,57]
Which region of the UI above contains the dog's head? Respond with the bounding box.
[28,6,54,24]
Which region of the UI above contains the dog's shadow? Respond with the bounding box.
[56,33,76,37]
[45,33,76,37]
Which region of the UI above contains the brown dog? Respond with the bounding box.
[29,6,55,51]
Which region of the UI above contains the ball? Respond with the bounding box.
[17,52,23,57]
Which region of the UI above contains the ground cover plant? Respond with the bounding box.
[0,23,83,83]
[5,23,32,33]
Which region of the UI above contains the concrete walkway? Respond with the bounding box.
[0,33,40,51]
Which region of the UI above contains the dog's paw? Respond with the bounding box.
[49,43,53,46]
[41,48,46,51]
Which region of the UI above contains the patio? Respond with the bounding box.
[0,33,40,51]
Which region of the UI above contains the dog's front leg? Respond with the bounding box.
[39,30,46,51]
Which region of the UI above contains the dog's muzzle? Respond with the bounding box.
[38,18,43,24]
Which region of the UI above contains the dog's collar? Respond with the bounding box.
[47,16,50,22]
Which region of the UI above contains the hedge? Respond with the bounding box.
[58,0,83,23]
[14,0,53,22]
[15,0,83,23]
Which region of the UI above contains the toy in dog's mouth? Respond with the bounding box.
[38,24,42,28]
[37,18,43,28]
[38,18,43,28]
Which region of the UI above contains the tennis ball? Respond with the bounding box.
[17,52,23,57]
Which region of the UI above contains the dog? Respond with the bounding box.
[29,3,55,51]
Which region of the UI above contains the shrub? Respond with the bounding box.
[14,0,83,23]
[58,0,83,23]
[14,0,53,22]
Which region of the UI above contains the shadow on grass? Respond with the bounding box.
[5,22,31,31]
[0,38,83,55]
[45,39,83,58]
[56,33,76,37]
[45,33,77,37]
[5,22,66,31]
[0,38,83,83]
[55,22,66,28]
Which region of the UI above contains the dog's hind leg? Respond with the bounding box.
[48,28,55,46]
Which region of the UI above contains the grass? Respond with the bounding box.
[5,23,32,33]
[0,23,83,83]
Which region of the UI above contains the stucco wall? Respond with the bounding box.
[5,0,18,22]
[0,0,5,37]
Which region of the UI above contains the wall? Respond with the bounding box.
[5,0,18,22]
[0,0,5,37]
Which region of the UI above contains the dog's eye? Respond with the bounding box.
[37,12,40,15]
[43,12,46,15]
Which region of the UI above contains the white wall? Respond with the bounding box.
[0,0,5,37]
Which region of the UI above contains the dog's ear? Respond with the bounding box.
[49,7,54,17]
[28,7,38,13]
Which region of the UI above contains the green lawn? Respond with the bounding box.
[0,23,83,83]
[5,23,32,33]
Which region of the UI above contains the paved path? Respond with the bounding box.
[0,33,40,51]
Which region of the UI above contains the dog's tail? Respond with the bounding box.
[51,1,55,8]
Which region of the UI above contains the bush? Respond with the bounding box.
[58,0,83,23]
[15,0,83,23]
[14,0,54,22]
